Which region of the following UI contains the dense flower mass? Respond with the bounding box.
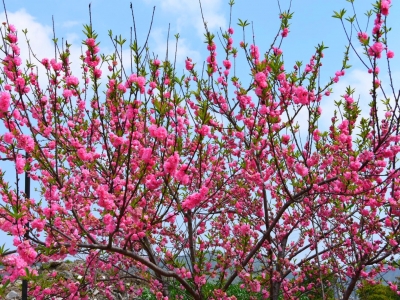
[0,1,399,300]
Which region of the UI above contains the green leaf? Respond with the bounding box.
[332,9,346,19]
[237,19,250,28]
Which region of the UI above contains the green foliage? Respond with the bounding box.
[357,281,400,300]
[140,282,265,300]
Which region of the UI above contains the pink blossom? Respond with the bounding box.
[0,91,11,112]
[387,50,395,58]
[282,134,290,144]
[368,42,384,58]
[31,219,45,231]
[185,59,194,71]
[7,33,17,43]
[96,185,115,210]
[344,95,354,104]
[175,167,190,185]
[223,60,232,69]
[153,59,161,67]
[103,214,116,233]
[277,73,285,81]
[18,135,35,153]
[3,132,13,143]
[254,72,267,88]
[77,148,92,161]
[17,241,37,264]
[182,195,199,210]
[86,38,96,47]
[94,68,102,78]
[16,155,25,174]
[358,32,368,44]
[295,163,309,177]
[141,148,153,164]
[250,45,259,60]
[118,83,127,93]
[198,125,210,136]
[8,24,16,32]
[273,47,283,55]
[381,0,390,16]
[281,27,289,37]
[228,28,234,34]
[149,125,168,140]
[50,58,62,71]
[66,76,79,86]
[164,152,179,175]
[41,58,50,69]
[145,174,162,190]
[63,89,73,98]
[313,130,320,142]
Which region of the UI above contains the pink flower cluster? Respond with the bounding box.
[333,70,345,83]
[295,163,309,177]
[358,32,368,44]
[96,185,115,210]
[125,73,146,94]
[185,58,194,71]
[250,44,260,64]
[182,186,209,210]
[281,27,289,37]
[84,37,102,77]
[0,91,11,113]
[368,42,384,58]
[206,43,218,74]
[149,124,168,140]
[381,0,391,16]
[164,152,179,175]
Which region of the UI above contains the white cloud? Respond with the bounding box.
[0,10,85,89]
[317,67,400,140]
[143,0,227,38]
[62,20,81,28]
[150,27,201,67]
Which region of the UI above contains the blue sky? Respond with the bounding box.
[0,0,399,250]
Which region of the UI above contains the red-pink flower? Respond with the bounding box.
[149,125,168,140]
[223,60,232,69]
[63,89,73,98]
[141,148,153,164]
[50,58,62,71]
[368,42,384,58]
[0,91,11,113]
[118,83,127,93]
[18,135,35,153]
[164,152,179,175]
[295,163,309,177]
[381,0,390,16]
[281,27,289,37]
[94,68,102,78]
[66,76,79,86]
[282,134,290,144]
[358,32,368,44]
[15,155,26,174]
[254,72,267,88]
[31,219,45,231]
[387,50,395,58]
[185,59,194,71]
[86,38,96,47]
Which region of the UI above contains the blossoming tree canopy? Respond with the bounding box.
[0,0,399,299]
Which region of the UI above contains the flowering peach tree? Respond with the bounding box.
[0,0,399,299]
